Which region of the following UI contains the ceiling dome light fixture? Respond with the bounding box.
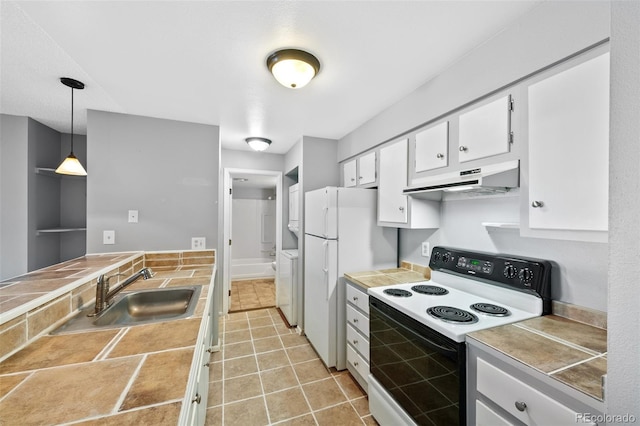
[55,77,87,176]
[266,48,321,89]
[246,137,272,152]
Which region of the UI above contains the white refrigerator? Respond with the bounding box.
[304,187,397,370]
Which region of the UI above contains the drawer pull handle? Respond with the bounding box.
[353,318,358,323]
[354,361,359,367]
[192,394,202,404]
[531,200,544,208]
[353,339,358,344]
[515,401,527,412]
[353,296,358,301]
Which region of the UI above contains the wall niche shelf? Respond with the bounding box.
[482,222,520,230]
[36,228,86,235]
[35,167,86,178]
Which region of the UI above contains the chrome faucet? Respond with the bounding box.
[89,267,154,316]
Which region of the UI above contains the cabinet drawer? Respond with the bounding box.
[477,358,594,426]
[347,304,369,336]
[347,323,369,362]
[346,283,369,314]
[476,400,514,426]
[347,344,369,385]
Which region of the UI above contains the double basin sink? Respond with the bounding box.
[52,285,202,334]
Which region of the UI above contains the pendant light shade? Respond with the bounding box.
[245,137,272,152]
[266,49,320,89]
[56,77,87,176]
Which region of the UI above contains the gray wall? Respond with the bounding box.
[59,133,87,261]
[607,0,640,418]
[0,114,29,280]
[86,110,220,253]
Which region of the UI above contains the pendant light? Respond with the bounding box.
[245,137,272,152]
[55,77,87,176]
[266,49,320,89]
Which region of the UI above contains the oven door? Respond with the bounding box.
[369,296,466,426]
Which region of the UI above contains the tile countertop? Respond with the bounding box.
[344,261,431,290]
[0,251,216,425]
[468,308,607,402]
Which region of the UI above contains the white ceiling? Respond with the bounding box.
[1,1,543,155]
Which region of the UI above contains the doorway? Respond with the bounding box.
[222,168,282,314]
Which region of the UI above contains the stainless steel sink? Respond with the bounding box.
[51,285,202,334]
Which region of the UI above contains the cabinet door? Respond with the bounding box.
[458,95,512,162]
[528,52,609,232]
[415,121,449,172]
[378,139,409,224]
[358,152,377,185]
[343,160,357,187]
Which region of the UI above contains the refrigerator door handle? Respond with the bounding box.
[322,240,329,300]
[323,206,329,238]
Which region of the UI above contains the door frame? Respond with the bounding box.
[222,168,282,314]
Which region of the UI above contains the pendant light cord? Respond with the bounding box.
[70,86,74,154]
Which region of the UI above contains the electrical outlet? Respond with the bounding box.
[128,210,138,223]
[103,230,115,245]
[191,237,206,250]
[421,241,430,257]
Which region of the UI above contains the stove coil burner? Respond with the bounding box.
[427,306,478,324]
[411,285,449,296]
[470,303,511,317]
[383,288,413,298]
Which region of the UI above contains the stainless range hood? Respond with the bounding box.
[404,160,519,198]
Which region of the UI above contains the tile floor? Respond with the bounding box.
[229,279,276,312]
[205,308,377,426]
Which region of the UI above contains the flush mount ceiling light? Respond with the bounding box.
[266,49,321,89]
[55,77,87,176]
[246,137,272,152]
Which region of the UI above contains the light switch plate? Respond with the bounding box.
[128,210,138,223]
[191,237,205,250]
[103,230,115,245]
[421,241,430,257]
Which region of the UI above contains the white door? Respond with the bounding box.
[378,139,409,224]
[358,152,377,185]
[343,160,357,187]
[304,187,338,239]
[304,234,338,368]
[277,252,293,323]
[458,95,512,162]
[415,121,449,173]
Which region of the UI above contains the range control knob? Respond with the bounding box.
[519,268,534,283]
[442,252,452,263]
[433,251,442,261]
[503,265,517,279]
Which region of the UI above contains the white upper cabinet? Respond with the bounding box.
[414,121,449,173]
[523,49,609,241]
[458,95,513,163]
[343,159,357,187]
[378,138,440,228]
[358,151,377,186]
[342,152,377,188]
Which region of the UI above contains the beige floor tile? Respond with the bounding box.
[224,355,258,379]
[247,309,271,319]
[250,316,274,328]
[273,414,317,425]
[286,344,319,364]
[253,336,283,353]
[260,366,299,394]
[334,372,366,400]
[204,406,222,426]
[209,361,223,382]
[362,414,380,425]
[225,319,250,332]
[207,380,222,408]
[224,329,252,344]
[256,349,290,371]
[314,402,363,426]
[224,396,269,426]
[280,333,310,348]
[224,341,255,360]
[351,396,371,416]
[265,388,311,423]
[293,359,331,384]
[252,325,278,339]
[226,312,248,321]
[302,377,347,410]
[224,373,262,403]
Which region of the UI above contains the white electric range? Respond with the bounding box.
[367,246,552,426]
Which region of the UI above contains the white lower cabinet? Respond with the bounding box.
[345,281,370,393]
[468,338,602,426]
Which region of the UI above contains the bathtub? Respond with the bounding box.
[231,257,276,280]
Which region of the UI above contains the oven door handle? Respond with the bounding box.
[372,302,458,356]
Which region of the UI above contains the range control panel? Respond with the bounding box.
[429,246,551,299]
